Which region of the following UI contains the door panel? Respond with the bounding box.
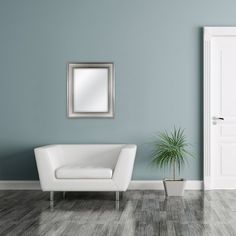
[220,144,236,176]
[213,37,236,188]
[204,27,236,189]
[221,48,236,116]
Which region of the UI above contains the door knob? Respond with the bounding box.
[212,117,224,125]
[213,117,224,120]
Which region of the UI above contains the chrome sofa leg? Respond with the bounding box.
[63,191,66,199]
[115,191,120,210]
[50,191,54,209]
[116,191,119,201]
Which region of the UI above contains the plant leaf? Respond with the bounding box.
[151,127,195,179]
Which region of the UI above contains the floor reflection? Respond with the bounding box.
[0,190,236,235]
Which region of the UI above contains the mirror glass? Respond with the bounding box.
[73,68,108,112]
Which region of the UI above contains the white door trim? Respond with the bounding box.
[204,27,236,190]
[204,27,212,190]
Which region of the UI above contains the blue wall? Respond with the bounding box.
[1,0,233,180]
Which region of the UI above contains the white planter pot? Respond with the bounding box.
[163,179,186,196]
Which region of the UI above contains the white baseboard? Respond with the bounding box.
[0,181,40,190]
[0,180,203,190]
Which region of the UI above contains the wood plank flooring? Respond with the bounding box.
[0,190,236,235]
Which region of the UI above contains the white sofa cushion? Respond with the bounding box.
[55,164,113,179]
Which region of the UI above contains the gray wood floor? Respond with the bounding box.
[0,190,236,236]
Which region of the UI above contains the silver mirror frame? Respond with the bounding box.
[67,62,115,118]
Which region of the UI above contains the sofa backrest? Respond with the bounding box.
[55,144,125,169]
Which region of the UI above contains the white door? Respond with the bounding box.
[204,27,236,189]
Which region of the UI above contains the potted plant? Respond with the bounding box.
[151,127,194,196]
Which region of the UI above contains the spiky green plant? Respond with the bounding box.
[151,127,194,180]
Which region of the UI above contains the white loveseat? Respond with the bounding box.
[34,144,137,202]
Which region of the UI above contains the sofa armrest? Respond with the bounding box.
[112,145,137,191]
[34,145,62,191]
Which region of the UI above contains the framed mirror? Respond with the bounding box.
[67,63,115,118]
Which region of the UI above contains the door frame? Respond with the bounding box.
[204,27,236,190]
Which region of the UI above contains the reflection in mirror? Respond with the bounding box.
[67,63,114,118]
